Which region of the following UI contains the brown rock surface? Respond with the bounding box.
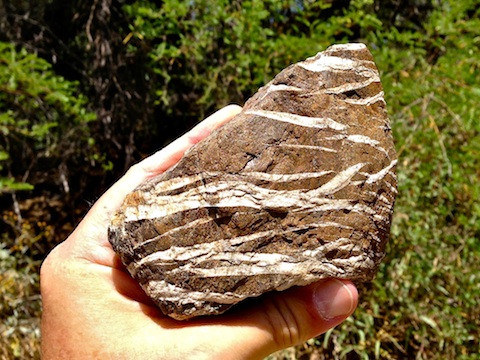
[108,43,397,320]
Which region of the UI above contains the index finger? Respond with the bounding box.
[96,104,242,215]
[67,105,241,259]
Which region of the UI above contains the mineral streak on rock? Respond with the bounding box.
[108,43,397,320]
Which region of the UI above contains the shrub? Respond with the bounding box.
[0,41,97,358]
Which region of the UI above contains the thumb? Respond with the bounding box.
[228,279,358,359]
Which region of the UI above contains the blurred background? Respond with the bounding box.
[0,0,479,359]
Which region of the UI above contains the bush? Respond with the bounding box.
[0,41,100,194]
[0,41,97,358]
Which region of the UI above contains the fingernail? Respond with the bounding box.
[314,279,356,320]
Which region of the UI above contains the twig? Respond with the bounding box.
[429,114,453,178]
[86,0,100,46]
[429,94,463,127]
[11,192,23,230]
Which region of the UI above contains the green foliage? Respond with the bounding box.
[0,230,41,359]
[0,40,97,358]
[0,41,97,194]
[123,0,383,119]
[125,0,284,115]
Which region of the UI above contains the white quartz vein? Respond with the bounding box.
[299,55,374,73]
[125,171,372,222]
[278,144,338,152]
[324,76,380,95]
[365,159,397,184]
[245,109,347,131]
[343,91,386,106]
[134,224,321,266]
[326,134,389,156]
[259,84,303,100]
[152,170,334,194]
[136,242,374,298]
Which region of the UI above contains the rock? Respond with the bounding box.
[108,43,397,320]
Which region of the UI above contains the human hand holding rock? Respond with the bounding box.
[40,105,358,360]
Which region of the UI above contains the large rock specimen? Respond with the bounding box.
[109,43,397,320]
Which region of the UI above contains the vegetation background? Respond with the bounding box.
[0,0,478,358]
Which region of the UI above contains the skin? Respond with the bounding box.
[40,105,358,360]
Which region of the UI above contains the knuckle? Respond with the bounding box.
[40,244,66,288]
[261,294,303,349]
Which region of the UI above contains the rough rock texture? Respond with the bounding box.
[109,43,397,320]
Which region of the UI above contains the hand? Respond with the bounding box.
[40,105,358,360]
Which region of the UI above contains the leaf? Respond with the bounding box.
[419,315,438,330]
[0,178,34,192]
[0,151,8,161]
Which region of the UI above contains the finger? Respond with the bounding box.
[213,279,358,359]
[140,104,242,176]
[66,104,241,259]
[93,105,242,215]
